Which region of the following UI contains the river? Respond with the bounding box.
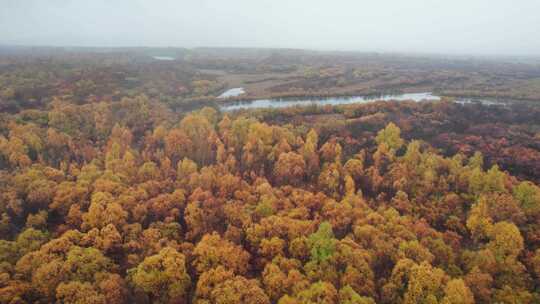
[218,90,508,111]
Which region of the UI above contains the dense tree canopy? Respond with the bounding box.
[1,50,540,303]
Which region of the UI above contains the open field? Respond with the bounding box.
[187,49,540,101]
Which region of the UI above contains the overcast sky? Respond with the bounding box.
[1,0,540,56]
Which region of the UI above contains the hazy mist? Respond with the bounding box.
[2,0,540,56]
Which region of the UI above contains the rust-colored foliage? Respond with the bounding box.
[1,57,540,303]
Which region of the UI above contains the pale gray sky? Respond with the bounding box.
[1,0,540,56]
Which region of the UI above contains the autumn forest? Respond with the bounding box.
[0,47,540,304]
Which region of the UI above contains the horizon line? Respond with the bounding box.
[1,43,539,59]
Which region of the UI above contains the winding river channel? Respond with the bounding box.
[217,88,508,111]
